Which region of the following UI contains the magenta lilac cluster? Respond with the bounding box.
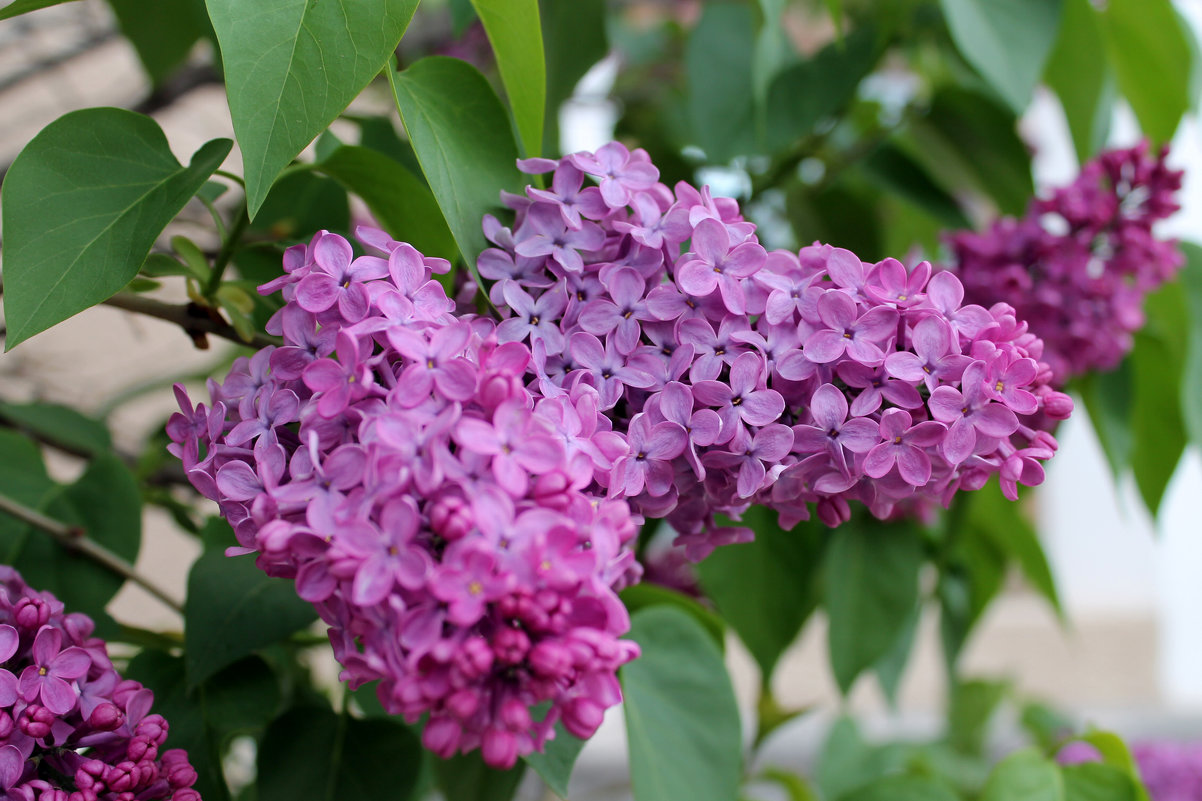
[946,141,1183,383]
[167,228,640,769]
[0,567,199,801]
[486,143,1072,555]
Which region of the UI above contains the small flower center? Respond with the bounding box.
[468,581,483,596]
[995,380,1004,392]
[38,667,47,676]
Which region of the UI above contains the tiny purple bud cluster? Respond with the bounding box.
[168,228,641,769]
[0,567,199,801]
[946,141,1184,383]
[490,143,1072,556]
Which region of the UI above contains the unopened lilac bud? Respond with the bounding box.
[429,495,473,542]
[482,728,518,769]
[88,703,123,732]
[422,716,462,759]
[529,642,571,677]
[445,689,479,720]
[562,698,604,739]
[20,704,55,738]
[491,626,530,665]
[15,597,51,630]
[1043,391,1074,420]
[0,711,13,738]
[499,698,532,732]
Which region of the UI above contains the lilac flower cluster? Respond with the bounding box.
[0,567,198,801]
[485,143,1072,555]
[946,142,1183,383]
[167,228,640,769]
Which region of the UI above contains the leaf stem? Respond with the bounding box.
[0,491,182,614]
[103,293,281,350]
[205,199,250,298]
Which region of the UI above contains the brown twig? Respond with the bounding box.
[103,293,280,350]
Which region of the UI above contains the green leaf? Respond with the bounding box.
[0,430,55,561]
[1130,280,1189,515]
[938,525,1007,670]
[522,723,585,799]
[248,171,351,241]
[1076,363,1133,477]
[861,142,971,229]
[1020,702,1074,752]
[258,706,423,801]
[389,56,524,274]
[0,401,111,457]
[840,775,961,801]
[969,483,1062,617]
[824,521,924,693]
[185,519,317,687]
[1,109,231,349]
[540,0,607,154]
[1100,0,1192,144]
[16,454,142,637]
[621,606,742,801]
[1062,764,1139,801]
[205,0,420,216]
[1044,0,1113,164]
[106,0,211,85]
[1074,730,1148,799]
[434,752,525,801]
[471,0,545,158]
[685,1,756,162]
[317,145,458,262]
[947,679,1009,756]
[1179,242,1202,447]
[940,0,1063,113]
[696,507,827,678]
[449,0,476,35]
[0,0,81,19]
[980,750,1064,801]
[815,717,911,801]
[619,583,726,652]
[758,768,820,801]
[873,598,920,705]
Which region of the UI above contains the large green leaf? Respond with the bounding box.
[0,430,55,561]
[106,0,211,85]
[696,506,827,679]
[205,0,420,216]
[1180,242,1202,447]
[685,1,756,162]
[619,582,726,651]
[621,606,742,801]
[1062,764,1139,801]
[1077,363,1134,478]
[249,170,350,241]
[938,524,1007,670]
[521,723,585,799]
[0,401,111,457]
[947,679,1009,756]
[434,752,525,801]
[258,706,423,801]
[969,483,1062,617]
[940,0,1063,113]
[184,519,317,687]
[540,0,607,154]
[15,454,142,637]
[0,0,80,19]
[861,142,971,229]
[471,0,545,158]
[1,109,231,349]
[1100,0,1191,144]
[389,56,524,273]
[981,750,1064,801]
[824,521,924,693]
[1044,0,1113,164]
[840,775,960,801]
[815,717,911,800]
[317,145,458,262]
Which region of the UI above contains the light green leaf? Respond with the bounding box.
[1074,730,1150,800]
[938,525,1007,670]
[0,0,81,19]
[815,717,911,800]
[541,0,606,155]
[940,0,1064,112]
[1076,363,1133,478]
[317,145,458,262]
[873,598,920,705]
[947,679,1009,756]
[1,109,231,349]
[970,483,1062,617]
[522,723,585,799]
[685,1,757,162]
[389,56,524,274]
[0,401,111,457]
[981,750,1064,801]
[824,521,924,693]
[840,775,960,801]
[1101,0,1192,143]
[622,606,742,801]
[1044,0,1113,165]
[758,768,820,801]
[471,0,545,158]
[106,0,210,85]
[696,507,826,679]
[205,0,420,216]
[1180,242,1202,447]
[0,430,55,562]
[619,582,726,651]
[1062,763,1139,801]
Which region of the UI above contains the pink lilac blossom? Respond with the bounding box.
[168,228,640,770]
[0,567,199,801]
[946,141,1184,383]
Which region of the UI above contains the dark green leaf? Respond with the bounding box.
[389,56,524,274]
[185,519,317,687]
[938,527,1006,670]
[873,598,920,705]
[840,775,960,801]
[861,142,971,229]
[522,723,585,798]
[824,521,924,693]
[1,109,231,348]
[350,115,423,173]
[0,430,55,561]
[317,145,458,262]
[205,0,420,215]
[1179,242,1202,447]
[1076,364,1133,477]
[980,750,1064,801]
[449,0,477,36]
[0,0,81,19]
[16,454,142,637]
[621,606,742,801]
[1062,763,1138,801]
[619,583,725,651]
[940,0,1063,112]
[541,0,607,155]
[696,507,826,678]
[258,706,423,801]
[1044,0,1113,164]
[106,0,210,85]
[248,170,350,241]
[0,401,111,457]
[969,483,1062,617]
[947,679,1009,756]
[434,751,525,801]
[685,1,756,162]
[1101,0,1192,144]
[471,0,545,157]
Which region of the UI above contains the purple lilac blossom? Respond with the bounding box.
[0,567,199,801]
[946,141,1184,383]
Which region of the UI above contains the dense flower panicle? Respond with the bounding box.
[169,227,641,769]
[0,568,199,801]
[946,141,1184,382]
